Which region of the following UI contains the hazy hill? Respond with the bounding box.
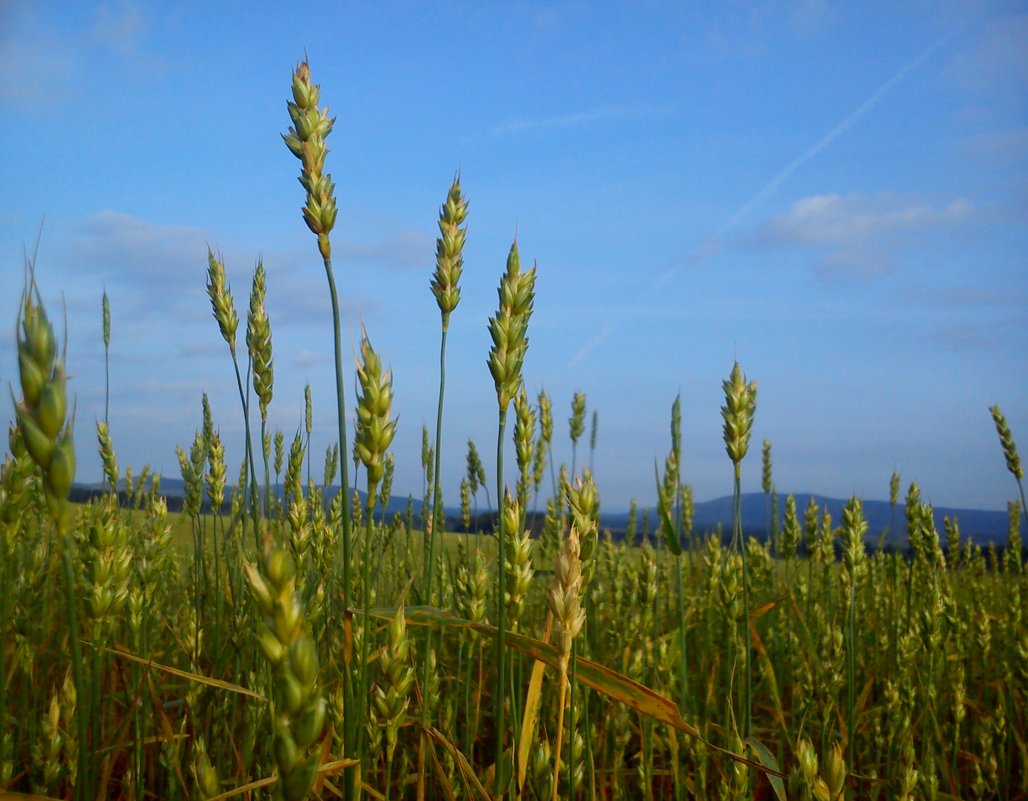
[74,478,1014,549]
[601,492,1012,548]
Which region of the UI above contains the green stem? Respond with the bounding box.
[229,354,260,549]
[674,552,688,800]
[322,255,355,799]
[0,524,9,759]
[420,327,449,748]
[734,466,752,743]
[847,581,856,771]
[60,533,89,801]
[495,405,508,795]
[356,486,378,778]
[261,416,271,519]
[426,327,448,604]
[104,343,110,426]
[1018,477,1028,542]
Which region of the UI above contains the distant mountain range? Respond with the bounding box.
[600,493,1014,549]
[72,480,1016,549]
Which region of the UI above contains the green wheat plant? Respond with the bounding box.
[486,237,536,790]
[3,54,1028,801]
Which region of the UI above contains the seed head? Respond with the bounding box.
[762,439,773,494]
[246,260,274,421]
[721,361,757,468]
[354,331,396,493]
[102,290,111,350]
[565,473,599,560]
[841,495,868,581]
[503,490,535,628]
[569,391,586,445]
[373,603,414,762]
[206,430,227,513]
[990,405,1023,480]
[460,477,471,531]
[487,240,536,412]
[548,523,586,675]
[246,544,326,801]
[538,389,554,443]
[206,249,238,356]
[514,386,537,508]
[274,430,285,478]
[325,443,340,487]
[16,283,74,521]
[283,59,337,260]
[466,437,486,494]
[96,420,118,491]
[782,495,799,559]
[431,173,469,327]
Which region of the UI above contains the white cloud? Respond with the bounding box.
[758,192,973,275]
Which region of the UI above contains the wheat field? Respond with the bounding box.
[1,59,1025,801]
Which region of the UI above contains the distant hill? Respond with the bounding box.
[601,492,1013,549]
[72,481,1014,550]
[73,478,428,519]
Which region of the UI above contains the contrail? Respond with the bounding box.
[715,34,951,237]
[570,35,950,368]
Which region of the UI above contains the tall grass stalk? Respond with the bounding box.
[102,289,110,426]
[669,396,691,801]
[487,238,536,792]
[427,174,467,600]
[247,260,274,517]
[569,392,586,479]
[206,249,261,549]
[282,58,357,795]
[15,273,85,798]
[990,405,1028,532]
[841,495,867,775]
[353,330,397,779]
[721,361,757,747]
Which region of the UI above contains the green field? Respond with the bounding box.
[2,57,1026,801]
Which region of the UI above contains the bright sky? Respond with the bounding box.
[1,2,1026,513]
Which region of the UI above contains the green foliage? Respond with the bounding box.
[1,58,1024,801]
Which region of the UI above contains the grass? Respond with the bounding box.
[2,57,1026,801]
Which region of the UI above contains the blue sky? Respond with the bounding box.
[1,1,1026,513]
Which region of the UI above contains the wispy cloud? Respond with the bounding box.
[292,347,331,371]
[966,127,1028,163]
[899,284,1025,311]
[756,192,973,275]
[0,5,77,111]
[571,37,950,367]
[492,105,667,137]
[0,2,155,112]
[928,313,1028,350]
[334,228,434,271]
[91,1,148,57]
[72,210,212,288]
[950,12,1028,104]
[717,34,951,236]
